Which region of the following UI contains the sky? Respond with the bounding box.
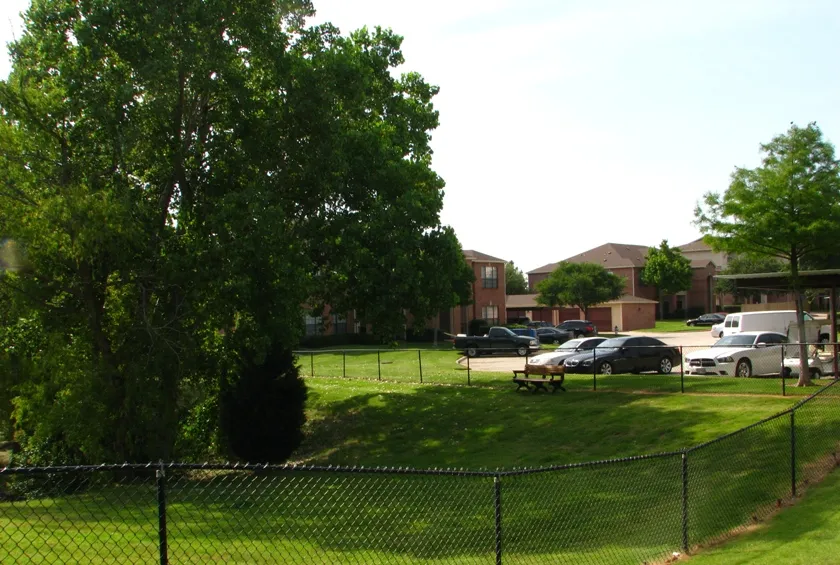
[3,0,840,273]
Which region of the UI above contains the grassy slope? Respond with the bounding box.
[686,469,840,565]
[295,379,794,468]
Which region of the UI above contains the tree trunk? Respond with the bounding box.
[792,253,811,386]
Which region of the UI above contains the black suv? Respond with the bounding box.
[556,320,598,337]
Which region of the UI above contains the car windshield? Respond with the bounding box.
[595,338,627,350]
[558,339,583,350]
[713,335,758,347]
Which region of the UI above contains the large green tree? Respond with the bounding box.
[0,0,469,463]
[695,123,840,386]
[535,262,624,318]
[640,240,693,320]
[505,261,528,295]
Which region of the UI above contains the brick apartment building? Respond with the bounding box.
[519,241,720,330]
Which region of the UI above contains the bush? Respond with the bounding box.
[219,348,308,464]
[468,319,490,336]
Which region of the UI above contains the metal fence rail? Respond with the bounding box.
[2,380,839,564]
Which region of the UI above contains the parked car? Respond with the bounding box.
[686,313,725,327]
[684,331,788,377]
[527,320,554,329]
[535,327,573,344]
[526,337,608,367]
[453,327,541,358]
[710,322,724,338]
[563,336,679,375]
[782,349,835,379]
[556,320,598,337]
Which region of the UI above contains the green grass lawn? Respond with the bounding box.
[685,465,840,565]
[2,377,838,565]
[644,320,713,332]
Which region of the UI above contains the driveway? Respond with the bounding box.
[458,330,719,373]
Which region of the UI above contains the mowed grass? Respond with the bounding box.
[2,377,839,565]
[644,320,714,332]
[686,464,840,565]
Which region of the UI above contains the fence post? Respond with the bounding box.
[593,347,597,391]
[156,462,169,565]
[377,350,381,381]
[343,350,346,378]
[680,346,684,393]
[467,354,471,386]
[494,475,503,565]
[681,451,689,554]
[310,352,314,377]
[418,350,423,383]
[791,410,797,497]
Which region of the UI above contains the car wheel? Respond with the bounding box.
[686,322,694,327]
[466,346,479,358]
[598,362,613,375]
[516,345,528,357]
[736,359,752,378]
[658,357,673,374]
[717,331,724,338]
[811,368,822,379]
[783,367,792,378]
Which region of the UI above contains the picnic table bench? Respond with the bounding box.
[512,364,566,393]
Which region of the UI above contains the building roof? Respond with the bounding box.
[505,293,658,309]
[528,242,651,274]
[690,259,716,269]
[678,237,710,253]
[462,250,506,264]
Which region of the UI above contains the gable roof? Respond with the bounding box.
[528,242,651,274]
[678,237,710,253]
[690,259,716,269]
[463,249,506,264]
[505,293,658,309]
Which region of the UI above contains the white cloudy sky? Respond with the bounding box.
[3,0,840,272]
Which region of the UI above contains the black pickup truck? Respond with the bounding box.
[453,327,541,358]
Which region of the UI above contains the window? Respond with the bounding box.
[481,266,498,289]
[482,305,499,325]
[304,315,322,336]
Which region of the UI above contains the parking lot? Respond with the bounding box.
[460,330,719,372]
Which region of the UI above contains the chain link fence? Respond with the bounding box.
[2,379,839,564]
[298,342,839,396]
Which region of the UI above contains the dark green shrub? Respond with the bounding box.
[219,348,307,463]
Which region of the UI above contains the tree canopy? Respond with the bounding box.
[695,122,840,385]
[640,240,693,319]
[535,262,624,317]
[505,261,528,295]
[0,0,470,463]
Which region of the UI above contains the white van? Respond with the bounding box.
[722,310,830,342]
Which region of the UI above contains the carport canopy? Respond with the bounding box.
[714,269,840,378]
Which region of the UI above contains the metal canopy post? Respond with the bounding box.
[832,286,838,380]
